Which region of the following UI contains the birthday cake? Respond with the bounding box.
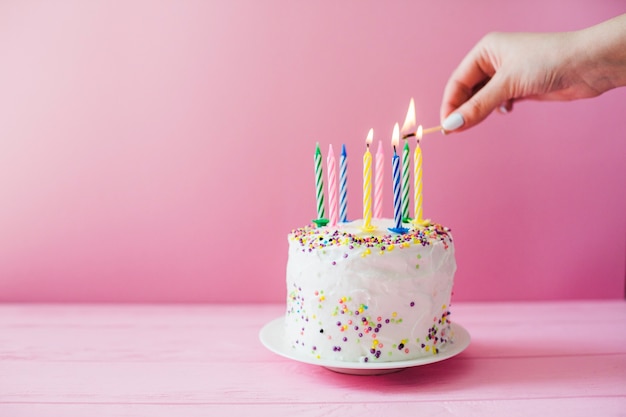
[285,218,456,363]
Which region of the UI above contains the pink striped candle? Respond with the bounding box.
[374,140,384,219]
[326,144,338,227]
[339,144,348,223]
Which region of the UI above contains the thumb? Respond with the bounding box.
[442,74,510,132]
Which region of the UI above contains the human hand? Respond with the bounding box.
[440,14,626,133]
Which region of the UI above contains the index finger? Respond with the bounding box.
[440,40,497,121]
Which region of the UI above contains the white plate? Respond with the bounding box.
[259,317,470,375]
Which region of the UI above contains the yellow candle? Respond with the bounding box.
[363,128,374,231]
[413,125,426,225]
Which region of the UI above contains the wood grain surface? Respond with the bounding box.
[1,301,624,416]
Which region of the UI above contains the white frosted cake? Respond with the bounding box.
[285,218,456,363]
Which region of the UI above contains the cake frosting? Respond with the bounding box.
[285,218,456,363]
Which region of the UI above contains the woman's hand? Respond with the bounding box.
[440,14,626,133]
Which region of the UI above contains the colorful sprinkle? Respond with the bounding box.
[289,223,453,262]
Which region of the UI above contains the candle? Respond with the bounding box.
[389,123,408,234]
[339,144,348,223]
[401,97,429,227]
[414,125,424,223]
[412,125,430,226]
[401,140,410,222]
[327,144,338,227]
[374,140,384,219]
[401,99,416,222]
[362,129,374,231]
[313,143,328,227]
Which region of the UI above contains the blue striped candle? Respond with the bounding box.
[388,123,407,234]
[392,148,402,229]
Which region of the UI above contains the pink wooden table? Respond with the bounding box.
[1,301,625,416]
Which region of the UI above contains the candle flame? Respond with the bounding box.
[416,125,423,142]
[401,98,416,135]
[366,128,374,146]
[392,123,400,148]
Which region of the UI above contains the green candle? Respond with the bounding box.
[401,141,410,222]
[314,143,327,226]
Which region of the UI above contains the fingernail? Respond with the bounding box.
[442,112,465,131]
[499,104,509,114]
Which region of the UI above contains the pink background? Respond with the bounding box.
[0,1,624,303]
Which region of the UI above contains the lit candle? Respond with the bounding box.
[339,144,348,223]
[389,123,408,234]
[414,125,424,223]
[401,140,410,222]
[327,144,338,227]
[401,98,417,223]
[401,98,429,226]
[374,140,384,219]
[362,129,375,231]
[313,143,328,227]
